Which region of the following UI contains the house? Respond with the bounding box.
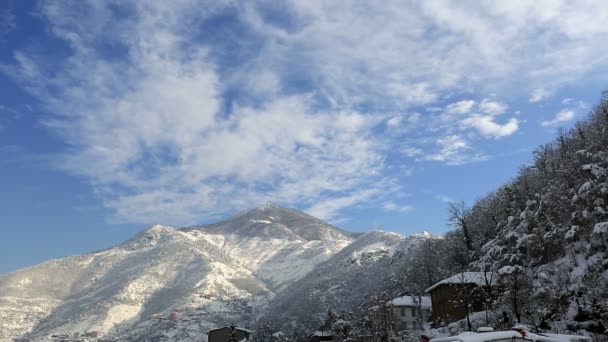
[208,326,251,342]
[387,295,432,333]
[425,272,497,324]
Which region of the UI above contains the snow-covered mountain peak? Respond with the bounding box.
[1,206,369,341]
[122,224,181,249]
[188,204,353,242]
[357,229,403,241]
[409,230,440,239]
[257,201,281,210]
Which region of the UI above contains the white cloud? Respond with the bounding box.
[529,88,550,103]
[446,100,476,115]
[386,115,403,129]
[5,0,608,223]
[478,99,508,116]
[381,201,413,213]
[6,1,393,224]
[425,135,467,162]
[424,135,489,165]
[541,109,576,127]
[407,112,421,123]
[562,98,574,105]
[242,1,608,112]
[436,194,454,203]
[305,188,382,221]
[402,147,424,157]
[462,115,519,138]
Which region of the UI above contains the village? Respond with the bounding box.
[11,271,507,342]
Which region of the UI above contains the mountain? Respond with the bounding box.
[0,224,269,341]
[187,202,354,241]
[266,231,433,332]
[0,204,419,342]
[183,203,354,291]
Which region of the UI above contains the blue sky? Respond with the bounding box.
[1,1,608,274]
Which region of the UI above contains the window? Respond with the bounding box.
[400,308,406,317]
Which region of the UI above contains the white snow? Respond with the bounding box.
[430,331,524,342]
[391,295,432,309]
[250,219,273,224]
[577,181,593,195]
[102,304,141,331]
[593,221,608,234]
[425,272,496,293]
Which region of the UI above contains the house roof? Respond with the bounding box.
[391,295,432,309]
[430,331,591,342]
[425,272,496,293]
[208,326,252,334]
[310,331,333,337]
[430,331,524,342]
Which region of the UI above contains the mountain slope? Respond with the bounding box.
[0,225,270,341]
[184,203,353,291]
[0,205,359,341]
[265,231,434,332]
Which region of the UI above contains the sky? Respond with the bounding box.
[1,0,608,274]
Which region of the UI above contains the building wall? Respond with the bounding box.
[208,327,249,342]
[389,306,431,332]
[429,284,487,324]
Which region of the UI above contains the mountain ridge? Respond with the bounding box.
[0,204,428,342]
[183,203,356,242]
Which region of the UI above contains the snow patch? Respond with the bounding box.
[250,219,273,224]
[102,304,141,332]
[593,222,608,234]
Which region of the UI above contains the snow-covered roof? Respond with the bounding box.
[391,295,431,309]
[310,331,333,337]
[208,326,252,334]
[537,333,592,342]
[430,331,524,342]
[425,272,496,293]
[429,331,591,342]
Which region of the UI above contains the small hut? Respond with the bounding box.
[208,326,251,342]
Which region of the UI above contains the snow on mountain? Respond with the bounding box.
[188,202,353,241]
[0,205,371,341]
[265,231,433,332]
[182,203,354,291]
[0,224,273,341]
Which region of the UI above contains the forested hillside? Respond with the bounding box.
[248,93,608,342]
[403,92,608,338]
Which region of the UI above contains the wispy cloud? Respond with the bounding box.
[436,194,454,203]
[4,0,608,224]
[541,109,576,127]
[0,9,16,36]
[402,147,424,158]
[529,88,550,103]
[478,99,508,116]
[381,201,414,213]
[462,115,519,138]
[446,100,476,115]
